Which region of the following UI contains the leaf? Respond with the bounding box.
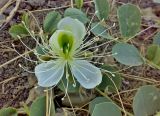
[98,65,122,93]
[93,0,110,20]
[35,45,49,55]
[22,12,30,27]
[0,107,17,116]
[64,8,89,24]
[30,96,55,116]
[75,0,83,9]
[23,104,30,116]
[156,112,160,116]
[146,44,160,66]
[35,46,51,61]
[118,4,141,38]
[9,24,28,39]
[92,102,122,116]
[133,85,160,116]
[89,97,112,114]
[91,22,113,39]
[30,96,46,116]
[153,32,160,45]
[62,93,94,107]
[112,43,143,66]
[43,11,61,33]
[58,75,80,93]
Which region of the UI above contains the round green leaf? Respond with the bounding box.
[22,12,30,28]
[92,102,122,116]
[30,96,48,116]
[91,22,113,39]
[146,44,160,66]
[98,65,122,93]
[133,85,160,116]
[75,0,83,9]
[118,4,141,38]
[58,76,80,93]
[153,32,160,45]
[112,43,143,66]
[93,0,110,20]
[64,8,89,24]
[43,11,61,33]
[89,97,112,114]
[0,107,17,116]
[9,24,28,39]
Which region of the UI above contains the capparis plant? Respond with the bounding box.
[1,0,160,116]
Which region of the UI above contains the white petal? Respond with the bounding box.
[49,30,62,53]
[58,17,86,48]
[35,60,65,87]
[70,60,102,89]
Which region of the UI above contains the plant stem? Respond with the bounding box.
[71,0,74,8]
[46,89,49,116]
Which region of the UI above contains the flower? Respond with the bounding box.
[35,17,102,89]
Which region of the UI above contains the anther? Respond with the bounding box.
[112,74,115,77]
[22,21,25,25]
[19,64,22,67]
[94,37,99,41]
[17,35,21,39]
[11,43,15,47]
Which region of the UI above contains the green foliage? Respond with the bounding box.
[93,0,110,20]
[22,13,30,27]
[0,107,17,116]
[156,112,160,116]
[9,24,28,39]
[91,22,113,39]
[89,97,112,114]
[75,0,83,9]
[146,44,160,66]
[133,85,160,116]
[43,11,61,33]
[98,65,122,93]
[35,46,52,61]
[7,2,160,116]
[64,8,89,24]
[92,102,122,116]
[58,76,80,93]
[35,46,48,56]
[30,96,55,116]
[118,4,141,38]
[112,43,144,66]
[153,32,160,45]
[30,96,46,116]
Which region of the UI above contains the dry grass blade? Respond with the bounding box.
[0,0,15,15]
[0,49,33,68]
[0,0,21,30]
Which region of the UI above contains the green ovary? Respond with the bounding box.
[58,31,75,60]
